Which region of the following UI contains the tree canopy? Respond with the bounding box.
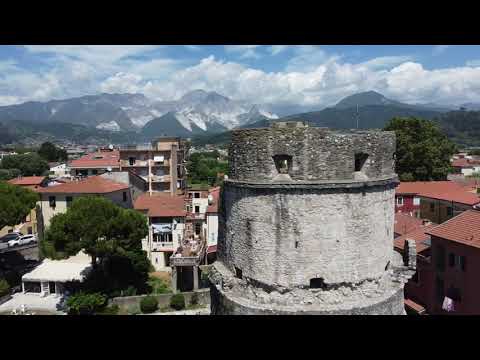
[0,153,49,177]
[187,151,228,186]
[384,117,457,181]
[0,181,39,229]
[38,142,67,162]
[41,196,151,295]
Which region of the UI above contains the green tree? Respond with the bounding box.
[42,196,151,296]
[187,151,228,186]
[0,153,49,176]
[384,117,457,181]
[0,181,39,229]
[0,168,21,181]
[38,142,67,162]
[66,292,107,315]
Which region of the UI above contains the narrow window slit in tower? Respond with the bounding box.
[295,240,299,248]
[309,278,326,289]
[273,155,292,175]
[355,152,369,172]
[235,267,243,279]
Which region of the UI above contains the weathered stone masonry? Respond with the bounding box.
[209,121,415,315]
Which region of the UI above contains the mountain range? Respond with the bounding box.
[1,89,480,147]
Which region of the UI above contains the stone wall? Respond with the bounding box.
[219,182,396,287]
[228,124,396,182]
[110,288,210,314]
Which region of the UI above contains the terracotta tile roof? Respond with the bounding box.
[37,176,129,194]
[421,189,480,206]
[396,181,480,206]
[394,223,436,254]
[134,193,186,217]
[394,213,424,236]
[426,210,480,249]
[207,186,221,213]
[8,176,47,186]
[69,150,120,169]
[396,181,464,195]
[404,299,426,314]
[452,158,480,168]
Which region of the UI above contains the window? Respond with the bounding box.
[413,197,420,206]
[186,205,192,213]
[447,206,453,216]
[123,192,127,202]
[92,169,98,175]
[435,245,445,272]
[195,205,200,213]
[129,157,136,166]
[396,196,404,206]
[460,256,467,272]
[310,278,327,289]
[235,267,243,279]
[354,152,369,172]
[194,192,200,199]
[430,203,435,212]
[66,196,73,208]
[272,154,292,175]
[449,253,455,267]
[195,223,202,235]
[49,196,56,208]
[27,227,32,234]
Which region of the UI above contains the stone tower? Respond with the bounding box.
[209,121,415,315]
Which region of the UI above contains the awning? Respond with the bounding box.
[152,223,172,233]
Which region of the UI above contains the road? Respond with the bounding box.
[0,244,38,254]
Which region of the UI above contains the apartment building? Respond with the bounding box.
[69,149,120,177]
[427,210,480,315]
[119,137,187,195]
[134,193,186,271]
[36,176,133,238]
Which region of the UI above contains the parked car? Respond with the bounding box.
[8,234,37,247]
[0,233,21,250]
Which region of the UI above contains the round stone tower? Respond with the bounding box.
[209,121,415,315]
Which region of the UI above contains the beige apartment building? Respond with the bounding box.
[119,137,187,195]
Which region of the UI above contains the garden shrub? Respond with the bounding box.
[170,293,185,310]
[140,296,159,314]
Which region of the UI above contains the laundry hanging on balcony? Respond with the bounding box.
[152,223,172,234]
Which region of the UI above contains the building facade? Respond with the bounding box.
[69,149,120,177]
[119,137,187,195]
[209,122,415,315]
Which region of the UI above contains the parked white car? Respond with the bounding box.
[8,234,37,247]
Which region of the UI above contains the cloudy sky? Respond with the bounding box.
[1,45,480,108]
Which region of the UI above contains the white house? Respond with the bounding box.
[49,163,70,178]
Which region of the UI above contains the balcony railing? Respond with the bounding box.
[170,239,206,267]
[151,241,174,251]
[186,212,205,220]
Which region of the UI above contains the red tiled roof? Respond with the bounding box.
[37,176,129,194]
[394,213,424,236]
[206,186,220,213]
[69,150,120,169]
[451,158,480,168]
[134,193,186,217]
[396,181,480,206]
[394,223,436,254]
[396,181,464,195]
[421,189,480,206]
[427,210,480,249]
[8,176,47,186]
[404,299,426,314]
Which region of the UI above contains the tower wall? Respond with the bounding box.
[210,122,413,315]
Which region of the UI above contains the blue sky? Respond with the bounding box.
[1,45,480,108]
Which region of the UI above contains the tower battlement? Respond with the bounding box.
[228,122,396,183]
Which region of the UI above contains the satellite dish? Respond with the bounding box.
[107,167,112,172]
[108,144,114,150]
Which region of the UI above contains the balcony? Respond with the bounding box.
[170,239,206,267]
[186,212,205,220]
[120,159,149,167]
[151,174,171,183]
[151,241,174,251]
